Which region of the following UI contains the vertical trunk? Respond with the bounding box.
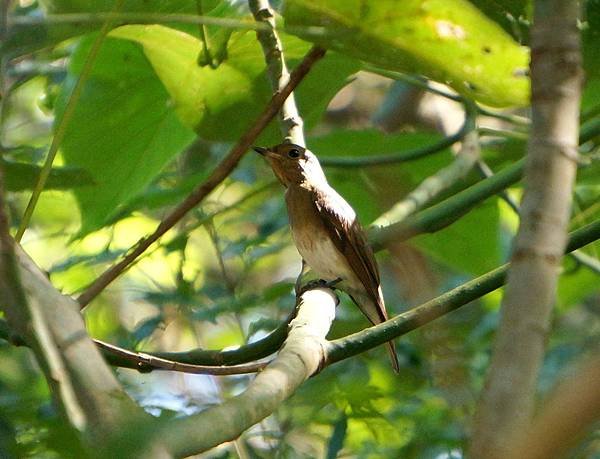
[469,1,583,457]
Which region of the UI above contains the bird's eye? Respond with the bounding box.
[287,148,301,158]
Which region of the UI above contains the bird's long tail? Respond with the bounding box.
[386,340,400,374]
[349,291,400,373]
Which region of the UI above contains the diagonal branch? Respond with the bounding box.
[76,45,325,308]
[327,219,599,365]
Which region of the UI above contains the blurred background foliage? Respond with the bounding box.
[1,0,599,457]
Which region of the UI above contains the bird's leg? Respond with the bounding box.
[297,276,343,297]
[294,259,310,297]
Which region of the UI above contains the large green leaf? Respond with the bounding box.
[283,0,530,107]
[109,24,359,140]
[59,24,357,235]
[56,36,195,235]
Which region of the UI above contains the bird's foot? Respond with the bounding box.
[297,277,342,296]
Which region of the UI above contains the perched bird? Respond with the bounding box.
[255,143,399,373]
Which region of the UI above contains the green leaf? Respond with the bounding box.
[284,0,530,107]
[412,198,501,275]
[56,36,195,235]
[4,1,201,57]
[0,158,94,191]
[109,24,359,141]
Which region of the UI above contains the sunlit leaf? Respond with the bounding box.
[56,36,196,235]
[109,24,359,140]
[284,0,530,106]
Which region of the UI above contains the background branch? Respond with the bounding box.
[506,355,600,459]
[470,1,583,456]
[373,101,479,226]
[327,219,599,365]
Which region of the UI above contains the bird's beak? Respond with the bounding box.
[253,146,268,156]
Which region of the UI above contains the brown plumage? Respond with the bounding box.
[255,143,399,373]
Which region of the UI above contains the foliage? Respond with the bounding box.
[1,0,599,457]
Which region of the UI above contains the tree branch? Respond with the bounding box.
[3,220,597,377]
[373,101,479,226]
[0,165,168,456]
[470,1,583,456]
[76,45,325,308]
[327,218,599,365]
[162,288,338,457]
[250,0,305,146]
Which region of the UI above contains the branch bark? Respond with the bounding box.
[249,0,305,146]
[0,167,169,456]
[469,1,583,456]
[162,288,338,457]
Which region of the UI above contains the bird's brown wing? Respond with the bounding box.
[312,188,388,323]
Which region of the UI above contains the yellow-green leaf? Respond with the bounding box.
[284,0,530,107]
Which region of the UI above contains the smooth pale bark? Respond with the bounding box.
[470,1,583,457]
[163,288,337,457]
[249,0,305,146]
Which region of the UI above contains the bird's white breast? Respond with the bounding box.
[292,226,355,282]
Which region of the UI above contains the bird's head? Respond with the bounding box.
[254,143,327,187]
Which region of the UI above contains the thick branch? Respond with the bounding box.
[0,170,167,455]
[162,288,338,457]
[76,45,325,308]
[470,1,583,456]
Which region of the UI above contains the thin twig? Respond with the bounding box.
[8,12,329,40]
[15,0,124,242]
[320,109,473,168]
[94,340,268,375]
[2,220,598,375]
[76,46,326,308]
[250,0,305,145]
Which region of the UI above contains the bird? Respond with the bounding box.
[255,143,400,373]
